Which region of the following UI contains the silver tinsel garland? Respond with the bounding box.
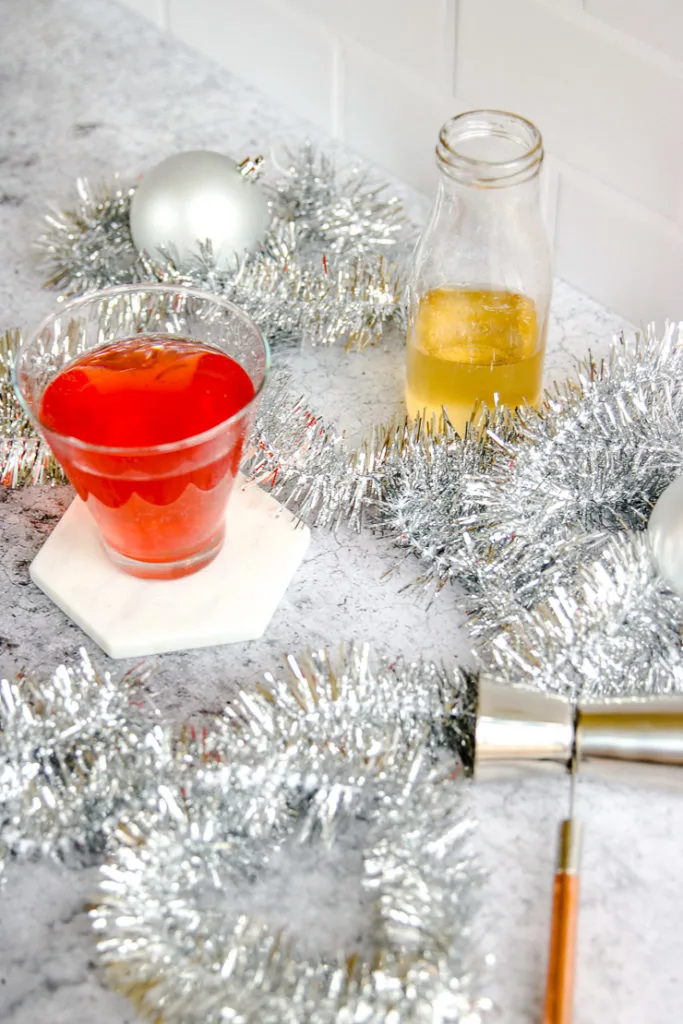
[462,326,683,638]
[483,532,683,700]
[40,177,139,293]
[270,143,406,255]
[35,143,410,350]
[0,645,490,1021]
[0,650,156,873]
[247,330,683,578]
[152,222,406,352]
[0,328,61,486]
[93,740,489,1024]
[244,327,683,583]
[220,642,478,773]
[240,372,510,572]
[242,326,683,700]
[0,641,479,873]
[242,375,496,537]
[242,373,413,530]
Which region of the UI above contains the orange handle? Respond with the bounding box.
[542,871,580,1024]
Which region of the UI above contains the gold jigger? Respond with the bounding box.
[473,678,683,786]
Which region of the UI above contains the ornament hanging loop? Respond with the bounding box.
[237,155,265,180]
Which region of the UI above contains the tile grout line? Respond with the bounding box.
[450,0,460,98]
[331,37,345,142]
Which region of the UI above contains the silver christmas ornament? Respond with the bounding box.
[649,474,683,596]
[129,150,270,268]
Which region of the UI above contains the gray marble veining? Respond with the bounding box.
[1,2,682,1022]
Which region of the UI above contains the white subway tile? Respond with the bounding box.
[285,0,456,91]
[554,165,683,325]
[586,0,683,65]
[341,41,456,195]
[117,0,166,27]
[167,0,335,129]
[543,0,585,8]
[456,0,683,224]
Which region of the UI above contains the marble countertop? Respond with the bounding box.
[2,2,682,1022]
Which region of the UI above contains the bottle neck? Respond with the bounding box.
[436,110,544,188]
[437,171,541,207]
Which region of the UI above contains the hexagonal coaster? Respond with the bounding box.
[29,475,310,659]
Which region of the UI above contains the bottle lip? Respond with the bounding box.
[436,109,544,188]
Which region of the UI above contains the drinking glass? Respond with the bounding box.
[14,284,270,580]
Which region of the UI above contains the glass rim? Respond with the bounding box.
[436,109,544,187]
[13,282,271,457]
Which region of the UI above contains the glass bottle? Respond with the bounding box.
[405,110,552,434]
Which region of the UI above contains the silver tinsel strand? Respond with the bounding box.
[220,642,478,774]
[35,143,409,350]
[376,411,512,597]
[151,221,406,351]
[269,143,407,255]
[462,326,683,641]
[40,176,142,293]
[243,376,475,533]
[482,532,683,701]
[0,328,64,486]
[93,741,490,1024]
[0,650,156,873]
[242,372,403,530]
[0,648,262,875]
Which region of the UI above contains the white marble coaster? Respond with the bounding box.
[30,475,311,659]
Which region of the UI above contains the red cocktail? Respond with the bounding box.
[14,286,269,579]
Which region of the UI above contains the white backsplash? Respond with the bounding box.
[120,0,683,327]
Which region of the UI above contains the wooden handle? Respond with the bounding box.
[542,871,580,1024]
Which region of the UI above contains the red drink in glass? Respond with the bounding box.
[14,285,269,580]
[39,336,254,578]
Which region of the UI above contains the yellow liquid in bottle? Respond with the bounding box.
[405,287,545,435]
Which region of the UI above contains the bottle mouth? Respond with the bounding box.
[436,110,544,188]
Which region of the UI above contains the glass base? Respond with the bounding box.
[103,528,225,580]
